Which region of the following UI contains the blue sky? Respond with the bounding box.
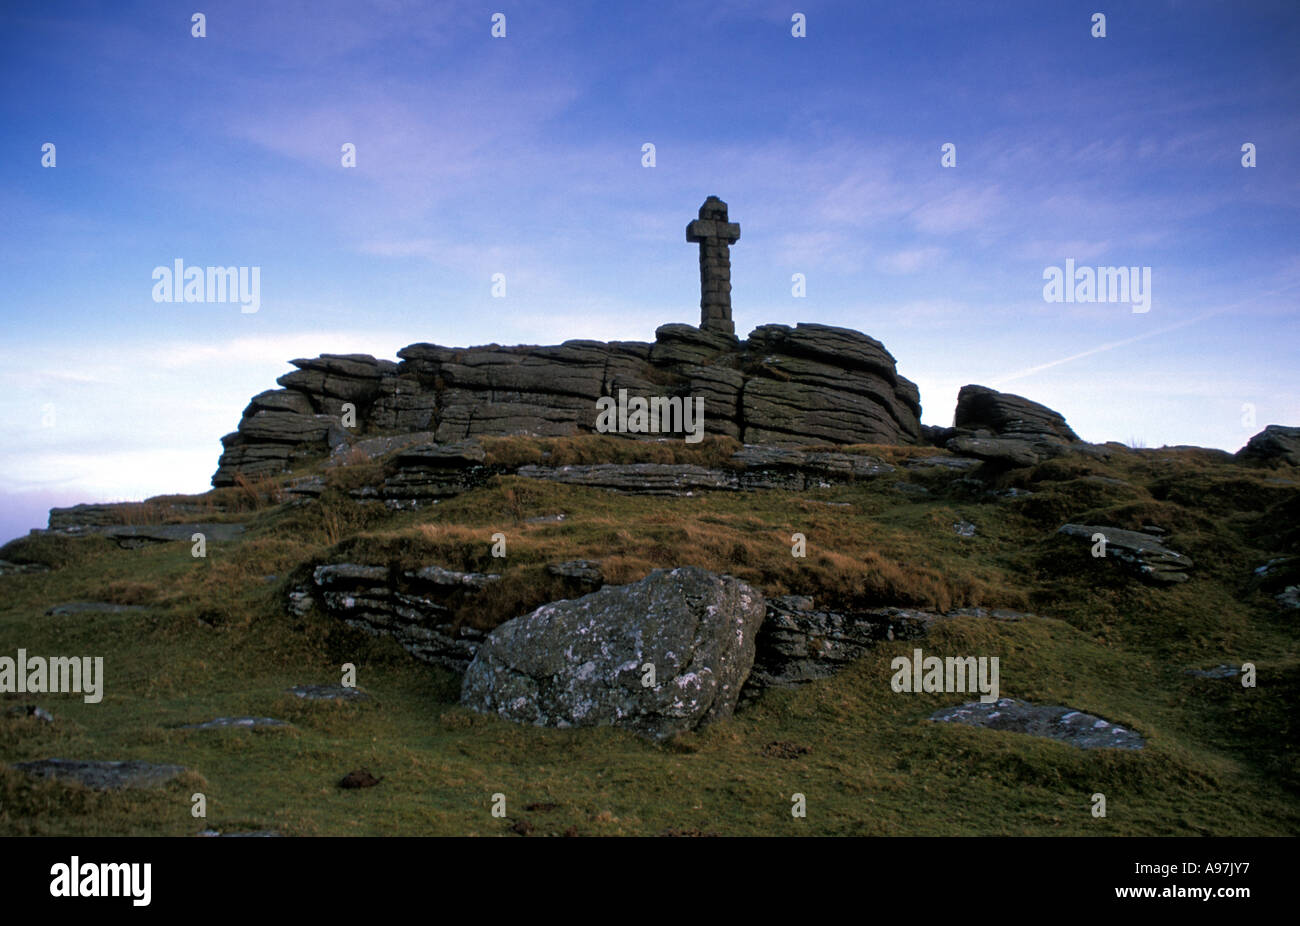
[1,0,1298,543]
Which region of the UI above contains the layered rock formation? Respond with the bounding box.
[212,322,923,486]
[308,562,498,673]
[743,596,1031,696]
[926,384,1082,467]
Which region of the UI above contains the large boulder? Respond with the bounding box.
[941,384,1082,468]
[953,385,1079,441]
[460,566,766,739]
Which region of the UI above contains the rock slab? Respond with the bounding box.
[13,758,188,789]
[1058,523,1193,584]
[931,698,1145,750]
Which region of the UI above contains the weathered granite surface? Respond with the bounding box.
[212,322,924,486]
[931,698,1145,750]
[461,566,765,739]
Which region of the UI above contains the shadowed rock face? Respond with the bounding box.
[460,566,766,740]
[212,323,924,486]
[930,384,1081,467]
[742,597,1031,699]
[953,384,1079,441]
[1237,425,1300,467]
[306,563,497,673]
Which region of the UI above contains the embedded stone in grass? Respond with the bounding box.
[95,522,246,548]
[6,704,54,723]
[930,698,1145,750]
[953,520,976,538]
[287,684,370,701]
[0,559,51,576]
[1184,664,1241,679]
[988,486,1033,498]
[177,716,291,730]
[1057,523,1193,584]
[893,482,929,496]
[760,741,812,759]
[461,566,766,740]
[45,601,148,616]
[13,758,188,789]
[545,560,604,586]
[198,829,282,837]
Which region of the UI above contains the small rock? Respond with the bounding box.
[198,829,281,837]
[893,482,930,497]
[338,768,382,789]
[953,520,976,538]
[1184,664,1241,679]
[1254,557,1293,577]
[760,741,812,759]
[287,588,314,617]
[284,476,326,497]
[545,561,604,585]
[988,487,1033,498]
[6,705,54,723]
[1277,586,1300,610]
[288,685,370,702]
[177,717,290,730]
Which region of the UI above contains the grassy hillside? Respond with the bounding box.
[1,437,1296,836]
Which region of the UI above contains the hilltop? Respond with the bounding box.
[1,404,1296,834]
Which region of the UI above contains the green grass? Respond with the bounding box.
[1,438,1296,835]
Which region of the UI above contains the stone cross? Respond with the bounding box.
[686,196,740,337]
